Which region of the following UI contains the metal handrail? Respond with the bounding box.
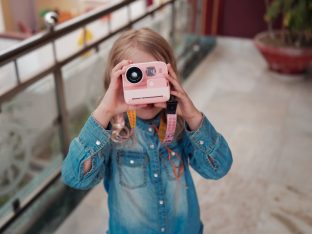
[0,0,178,232]
[0,0,136,64]
[0,0,174,103]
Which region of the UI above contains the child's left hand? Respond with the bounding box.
[154,64,203,131]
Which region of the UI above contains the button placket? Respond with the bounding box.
[147,139,161,184]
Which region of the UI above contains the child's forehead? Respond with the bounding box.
[125,47,157,63]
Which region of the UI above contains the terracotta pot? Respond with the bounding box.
[254,31,312,74]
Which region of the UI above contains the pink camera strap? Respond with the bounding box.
[161,114,177,144]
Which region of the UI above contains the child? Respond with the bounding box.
[61,28,232,234]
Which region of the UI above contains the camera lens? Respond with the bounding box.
[126,67,143,83]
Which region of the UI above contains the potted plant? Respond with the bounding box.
[254,0,312,74]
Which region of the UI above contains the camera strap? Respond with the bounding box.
[126,97,183,179]
[161,96,178,143]
[126,96,178,144]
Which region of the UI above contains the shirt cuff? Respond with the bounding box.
[184,114,219,154]
[78,115,112,154]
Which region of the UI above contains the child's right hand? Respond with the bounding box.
[92,60,146,128]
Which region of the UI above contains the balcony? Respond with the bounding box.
[1,0,312,234]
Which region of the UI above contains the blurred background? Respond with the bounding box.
[0,0,311,233]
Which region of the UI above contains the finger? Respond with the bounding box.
[113,69,124,78]
[112,60,132,73]
[111,60,133,85]
[111,63,131,84]
[170,90,184,99]
[166,74,184,93]
[176,105,183,117]
[167,63,178,80]
[110,69,124,86]
[121,65,128,73]
[113,60,131,72]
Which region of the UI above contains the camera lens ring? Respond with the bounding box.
[126,67,143,83]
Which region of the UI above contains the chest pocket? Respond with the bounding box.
[161,142,184,181]
[117,150,148,189]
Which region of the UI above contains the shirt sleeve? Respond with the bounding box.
[183,114,233,180]
[61,115,112,190]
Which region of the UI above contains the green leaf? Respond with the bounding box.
[265,0,281,23]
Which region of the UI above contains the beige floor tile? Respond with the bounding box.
[195,172,268,234]
[255,183,312,234]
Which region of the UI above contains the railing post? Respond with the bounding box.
[54,68,70,157]
[195,0,202,35]
[13,60,21,84]
[50,31,71,157]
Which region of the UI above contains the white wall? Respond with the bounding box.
[0,0,5,32]
[9,0,37,32]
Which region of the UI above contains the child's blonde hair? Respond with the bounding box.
[104,28,184,142]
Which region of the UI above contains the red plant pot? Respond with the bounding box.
[254,31,312,74]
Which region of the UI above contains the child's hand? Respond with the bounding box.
[92,60,147,128]
[155,64,203,131]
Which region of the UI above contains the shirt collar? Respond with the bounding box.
[135,111,162,130]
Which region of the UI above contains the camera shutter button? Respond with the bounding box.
[148,80,154,87]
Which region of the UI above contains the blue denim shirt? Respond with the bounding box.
[61,113,232,234]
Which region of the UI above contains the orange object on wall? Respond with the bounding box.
[58,11,73,23]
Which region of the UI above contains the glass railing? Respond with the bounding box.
[0,0,214,233]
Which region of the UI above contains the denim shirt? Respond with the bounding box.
[61,113,233,234]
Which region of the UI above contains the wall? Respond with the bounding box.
[218,0,267,38]
[0,0,79,33]
[0,0,4,32]
[202,0,281,38]
[35,0,79,15]
[9,0,37,33]
[1,0,14,32]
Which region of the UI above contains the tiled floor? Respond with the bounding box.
[56,37,312,234]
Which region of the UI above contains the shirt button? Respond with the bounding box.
[130,160,134,164]
[161,227,165,232]
[199,140,204,145]
[159,200,164,205]
[154,173,158,178]
[148,127,153,132]
[96,140,101,146]
[171,151,175,156]
[150,144,155,149]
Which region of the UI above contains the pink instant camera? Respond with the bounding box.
[122,61,170,105]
